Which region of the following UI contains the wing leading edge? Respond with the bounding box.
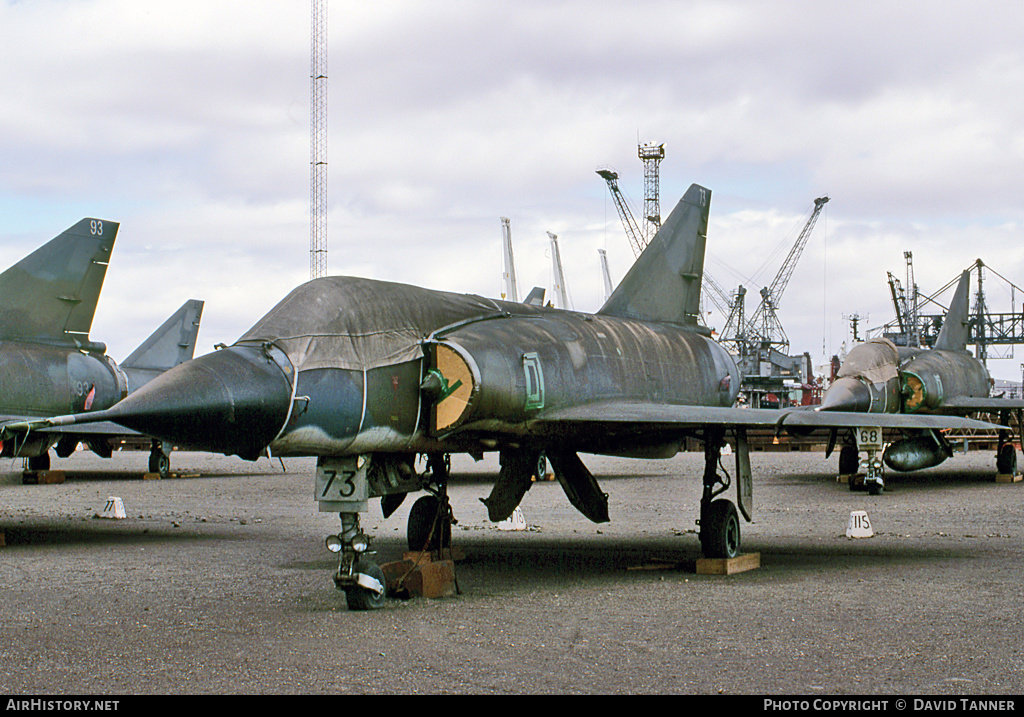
[529,402,1005,434]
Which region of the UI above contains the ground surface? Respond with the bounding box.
[0,447,1021,695]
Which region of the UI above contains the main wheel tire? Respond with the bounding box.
[149,451,170,479]
[534,454,547,480]
[701,499,741,559]
[407,495,451,552]
[839,445,859,476]
[345,559,387,611]
[997,444,1017,475]
[28,452,50,472]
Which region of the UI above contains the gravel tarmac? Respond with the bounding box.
[0,446,1022,695]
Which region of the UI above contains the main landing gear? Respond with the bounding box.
[149,439,171,479]
[698,427,752,560]
[407,454,453,552]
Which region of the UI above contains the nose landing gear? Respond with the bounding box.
[326,512,386,611]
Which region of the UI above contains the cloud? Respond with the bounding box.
[2,0,1023,379]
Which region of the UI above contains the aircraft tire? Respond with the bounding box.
[345,559,387,611]
[535,453,547,480]
[28,452,50,472]
[149,450,170,479]
[997,444,1017,476]
[839,445,859,476]
[701,499,740,559]
[407,495,451,552]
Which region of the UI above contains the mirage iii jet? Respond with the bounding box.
[0,218,204,477]
[8,186,1000,609]
[818,269,1024,493]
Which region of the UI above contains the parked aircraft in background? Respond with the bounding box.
[5,189,1000,609]
[0,218,203,477]
[818,270,1024,493]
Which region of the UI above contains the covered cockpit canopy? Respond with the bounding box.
[236,276,512,372]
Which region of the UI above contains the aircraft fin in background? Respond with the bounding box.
[122,299,205,392]
[0,219,118,345]
[597,184,710,326]
[933,270,971,352]
[523,287,546,306]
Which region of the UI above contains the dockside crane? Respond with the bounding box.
[598,149,735,328]
[597,248,613,301]
[548,231,571,310]
[597,167,647,259]
[499,217,519,302]
[744,196,830,355]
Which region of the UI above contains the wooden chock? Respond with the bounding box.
[696,552,760,575]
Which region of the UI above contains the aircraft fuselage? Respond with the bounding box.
[269,290,740,459]
[0,340,128,458]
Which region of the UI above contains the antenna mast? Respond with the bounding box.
[310,0,328,279]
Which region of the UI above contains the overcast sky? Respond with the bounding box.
[2,0,1023,379]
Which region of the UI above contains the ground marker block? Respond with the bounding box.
[498,506,527,531]
[846,510,873,538]
[97,496,127,520]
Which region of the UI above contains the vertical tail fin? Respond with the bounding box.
[122,299,205,392]
[934,270,971,351]
[597,184,710,325]
[0,219,118,344]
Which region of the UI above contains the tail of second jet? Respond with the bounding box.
[598,184,710,326]
[122,299,205,392]
[933,270,971,352]
[0,219,118,347]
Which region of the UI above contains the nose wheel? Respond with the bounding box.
[343,559,387,611]
[327,511,387,610]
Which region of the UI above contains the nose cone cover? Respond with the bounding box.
[820,338,901,413]
[818,376,873,412]
[107,343,295,460]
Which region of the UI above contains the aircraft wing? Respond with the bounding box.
[529,402,1005,433]
[941,397,1024,413]
[0,413,143,437]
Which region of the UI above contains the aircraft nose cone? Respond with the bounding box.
[818,377,872,412]
[107,342,295,460]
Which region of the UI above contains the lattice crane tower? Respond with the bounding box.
[639,142,665,242]
[310,0,328,279]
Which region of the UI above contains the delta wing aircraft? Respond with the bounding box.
[817,269,1024,493]
[5,186,1001,609]
[0,219,204,477]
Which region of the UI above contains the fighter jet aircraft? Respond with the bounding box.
[0,218,204,477]
[818,269,1024,493]
[6,187,1001,609]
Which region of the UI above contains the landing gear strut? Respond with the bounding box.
[698,427,750,559]
[996,410,1019,476]
[318,455,388,610]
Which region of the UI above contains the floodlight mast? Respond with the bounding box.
[310,0,328,279]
